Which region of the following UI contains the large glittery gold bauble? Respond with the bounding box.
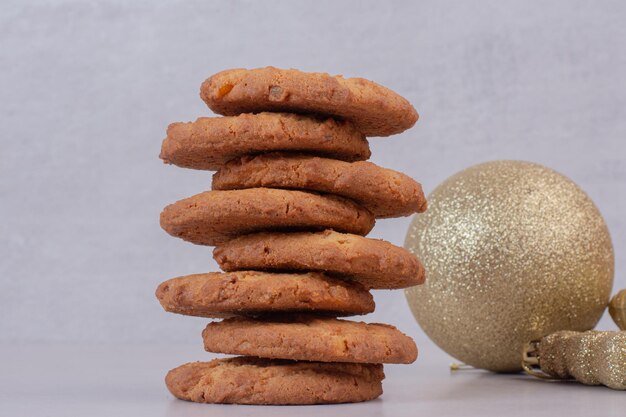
[609,289,626,330]
[405,161,614,372]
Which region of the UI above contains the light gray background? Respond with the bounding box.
[1,0,625,350]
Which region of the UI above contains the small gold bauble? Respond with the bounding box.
[405,161,614,372]
[609,289,626,330]
[525,330,626,390]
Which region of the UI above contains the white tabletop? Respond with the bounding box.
[1,343,624,417]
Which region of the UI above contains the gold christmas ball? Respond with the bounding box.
[405,160,614,372]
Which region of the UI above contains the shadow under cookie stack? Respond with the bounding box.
[157,67,427,405]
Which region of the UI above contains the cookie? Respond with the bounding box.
[160,112,371,171]
[156,270,374,317]
[160,188,375,246]
[202,315,418,364]
[213,230,425,289]
[213,153,427,218]
[165,357,384,404]
[200,67,418,137]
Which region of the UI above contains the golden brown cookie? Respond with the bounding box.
[213,230,425,289]
[160,188,375,246]
[156,271,375,317]
[213,153,427,218]
[166,357,384,404]
[202,315,418,364]
[200,67,418,137]
[160,113,371,171]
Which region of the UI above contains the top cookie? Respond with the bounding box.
[160,112,370,171]
[200,67,418,137]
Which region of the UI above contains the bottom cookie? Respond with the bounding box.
[166,357,384,405]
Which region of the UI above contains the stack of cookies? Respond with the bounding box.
[156,67,426,405]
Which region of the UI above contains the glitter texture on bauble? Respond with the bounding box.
[405,160,614,372]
